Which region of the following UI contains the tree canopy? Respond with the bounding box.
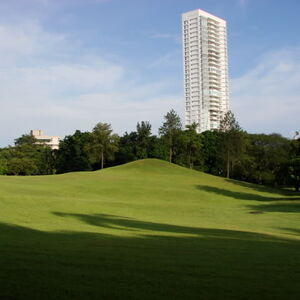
[1,112,299,192]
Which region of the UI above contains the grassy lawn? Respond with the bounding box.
[0,159,299,299]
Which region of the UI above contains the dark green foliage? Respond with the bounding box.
[219,111,246,178]
[115,131,138,165]
[56,131,92,174]
[135,121,152,159]
[244,133,290,185]
[115,122,165,165]
[0,135,56,175]
[159,109,182,163]
[14,134,37,146]
[183,123,203,169]
[0,112,299,191]
[201,130,222,175]
[6,157,38,175]
[90,123,119,169]
[288,138,300,191]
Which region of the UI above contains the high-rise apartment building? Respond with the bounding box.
[182,9,229,132]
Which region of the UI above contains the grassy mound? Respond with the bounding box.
[0,159,299,299]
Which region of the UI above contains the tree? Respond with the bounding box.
[114,131,138,165]
[159,109,182,163]
[219,111,245,178]
[184,123,202,169]
[56,131,92,173]
[6,157,38,175]
[288,138,300,191]
[91,123,119,169]
[14,134,37,146]
[0,133,56,175]
[201,130,222,175]
[245,133,289,185]
[136,121,152,159]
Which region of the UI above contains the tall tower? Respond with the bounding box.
[182,9,229,132]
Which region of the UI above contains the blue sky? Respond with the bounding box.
[0,0,299,146]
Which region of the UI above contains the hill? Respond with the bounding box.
[0,159,299,299]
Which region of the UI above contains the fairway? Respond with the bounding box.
[0,159,299,299]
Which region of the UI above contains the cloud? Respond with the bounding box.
[230,47,300,136]
[0,22,182,146]
[0,22,67,66]
[148,50,182,69]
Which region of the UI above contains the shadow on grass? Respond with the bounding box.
[247,202,300,214]
[53,212,275,238]
[225,179,299,196]
[1,215,300,299]
[280,228,300,236]
[197,185,300,202]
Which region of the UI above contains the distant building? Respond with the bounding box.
[182,9,229,132]
[30,130,60,150]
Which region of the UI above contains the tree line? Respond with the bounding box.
[0,110,299,191]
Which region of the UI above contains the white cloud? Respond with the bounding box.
[0,22,66,66]
[230,47,300,135]
[147,50,181,69]
[0,22,182,146]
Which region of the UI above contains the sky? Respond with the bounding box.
[0,0,300,146]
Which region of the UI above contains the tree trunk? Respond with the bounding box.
[188,148,192,169]
[101,151,104,169]
[226,149,230,178]
[169,135,172,163]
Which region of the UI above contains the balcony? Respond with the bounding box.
[208,40,220,46]
[207,21,219,29]
[209,62,220,69]
[208,57,219,64]
[208,48,220,55]
[209,85,221,91]
[209,97,220,103]
[209,79,220,85]
[209,75,220,82]
[208,52,219,59]
[208,34,219,41]
[208,28,219,35]
[208,43,220,50]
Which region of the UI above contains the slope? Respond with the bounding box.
[0,159,299,299]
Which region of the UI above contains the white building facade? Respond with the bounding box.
[182,9,229,132]
[30,130,60,150]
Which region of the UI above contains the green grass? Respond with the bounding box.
[0,159,299,299]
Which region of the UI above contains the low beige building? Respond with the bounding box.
[30,130,60,150]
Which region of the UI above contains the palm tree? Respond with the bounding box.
[91,123,119,169]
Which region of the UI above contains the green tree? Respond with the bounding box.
[14,134,37,146]
[0,133,56,175]
[245,133,289,185]
[56,131,92,173]
[91,123,119,169]
[288,138,300,191]
[0,148,10,174]
[6,157,38,175]
[219,111,245,178]
[114,132,138,165]
[136,121,152,159]
[159,109,182,163]
[201,130,222,175]
[184,123,202,169]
